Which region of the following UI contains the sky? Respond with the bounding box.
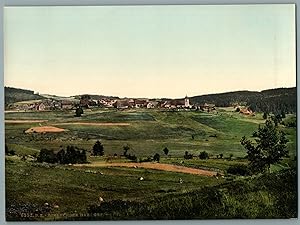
[4,5,296,98]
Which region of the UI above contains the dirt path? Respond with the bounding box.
[25,126,66,133]
[75,162,218,176]
[55,122,130,126]
[5,120,48,124]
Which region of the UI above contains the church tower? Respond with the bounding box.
[184,95,190,107]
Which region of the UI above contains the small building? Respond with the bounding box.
[134,99,147,108]
[147,101,159,109]
[61,100,74,110]
[240,107,253,115]
[116,100,130,109]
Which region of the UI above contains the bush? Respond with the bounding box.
[123,145,130,156]
[227,164,250,176]
[75,107,83,117]
[140,157,152,163]
[184,151,193,160]
[163,147,169,156]
[263,112,268,119]
[37,149,57,163]
[92,141,104,156]
[199,151,209,160]
[37,146,87,164]
[286,120,296,128]
[5,144,15,156]
[126,154,137,162]
[153,153,160,162]
[58,146,87,164]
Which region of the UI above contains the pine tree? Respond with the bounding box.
[241,119,289,174]
[93,141,104,156]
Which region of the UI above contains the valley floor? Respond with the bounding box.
[5,108,297,220]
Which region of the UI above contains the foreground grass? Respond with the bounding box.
[6,155,296,220]
[73,167,298,220]
[5,156,223,220]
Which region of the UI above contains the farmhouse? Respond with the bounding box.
[147,101,159,109]
[34,99,58,111]
[239,107,253,115]
[36,102,47,111]
[199,103,216,112]
[98,98,117,108]
[115,100,130,109]
[134,99,147,108]
[61,100,74,110]
[80,95,97,108]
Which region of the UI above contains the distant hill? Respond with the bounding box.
[190,87,296,114]
[40,94,78,101]
[5,87,45,105]
[72,94,120,100]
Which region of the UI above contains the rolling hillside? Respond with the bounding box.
[5,87,44,105]
[190,87,296,113]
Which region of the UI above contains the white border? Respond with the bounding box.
[0,1,298,225]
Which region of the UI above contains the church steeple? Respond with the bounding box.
[184,95,189,107]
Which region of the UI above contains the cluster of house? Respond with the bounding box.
[7,99,79,111]
[112,98,191,109]
[233,105,254,115]
[109,96,216,111]
[8,95,218,112]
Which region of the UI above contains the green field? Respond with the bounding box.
[5,108,297,220]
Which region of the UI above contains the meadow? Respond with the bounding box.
[5,107,297,220]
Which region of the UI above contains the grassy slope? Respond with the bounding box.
[5,108,296,158]
[5,156,222,220]
[5,108,297,220]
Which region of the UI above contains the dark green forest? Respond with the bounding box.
[190,87,296,114]
[5,87,44,105]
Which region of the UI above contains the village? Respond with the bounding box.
[5,94,255,115]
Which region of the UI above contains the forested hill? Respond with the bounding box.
[5,87,44,105]
[190,87,296,113]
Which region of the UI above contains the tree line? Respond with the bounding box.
[37,146,87,164]
[191,87,296,114]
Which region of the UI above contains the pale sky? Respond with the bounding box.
[4,5,296,98]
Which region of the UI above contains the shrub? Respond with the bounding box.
[140,157,152,163]
[286,119,296,128]
[123,145,130,156]
[37,149,57,163]
[227,164,250,176]
[75,107,83,117]
[263,112,268,119]
[199,151,209,160]
[92,141,104,156]
[163,147,169,156]
[184,151,193,159]
[5,144,15,156]
[153,153,160,162]
[37,146,87,164]
[126,154,137,162]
